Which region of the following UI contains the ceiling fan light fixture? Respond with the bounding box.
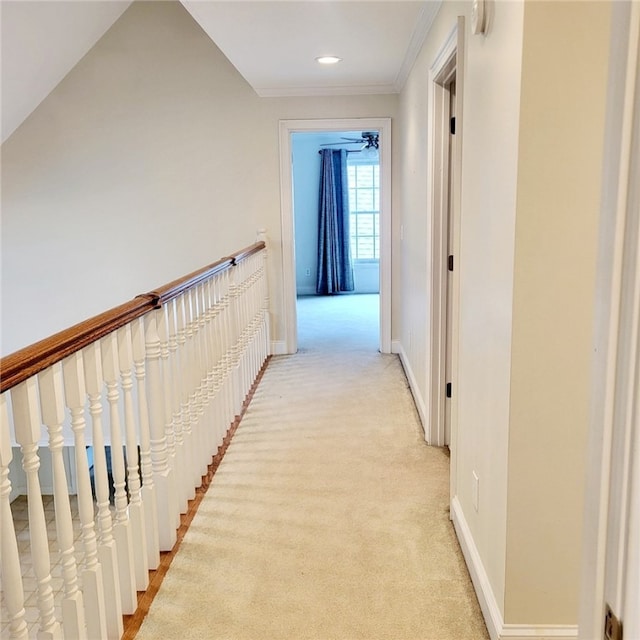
[361,145,379,160]
[316,56,342,65]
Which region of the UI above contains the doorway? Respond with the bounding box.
[292,130,381,351]
[279,118,392,354]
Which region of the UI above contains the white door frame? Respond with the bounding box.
[579,2,639,638]
[427,19,465,460]
[278,118,392,354]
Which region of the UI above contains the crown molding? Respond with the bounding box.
[255,84,399,98]
[394,0,442,92]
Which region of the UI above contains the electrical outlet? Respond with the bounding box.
[604,604,623,640]
[305,268,311,277]
[472,472,479,512]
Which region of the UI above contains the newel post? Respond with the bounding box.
[257,228,271,357]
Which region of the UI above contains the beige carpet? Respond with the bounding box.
[135,294,489,640]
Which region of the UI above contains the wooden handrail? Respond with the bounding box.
[228,241,265,266]
[148,258,233,306]
[0,296,156,394]
[0,241,266,394]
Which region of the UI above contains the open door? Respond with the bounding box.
[428,18,464,457]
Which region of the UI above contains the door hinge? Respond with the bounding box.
[604,604,623,640]
[450,117,456,135]
[448,255,454,271]
[446,382,452,398]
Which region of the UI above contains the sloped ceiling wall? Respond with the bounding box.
[1,0,132,142]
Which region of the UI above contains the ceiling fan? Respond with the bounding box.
[321,131,379,150]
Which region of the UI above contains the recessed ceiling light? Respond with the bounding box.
[316,56,342,65]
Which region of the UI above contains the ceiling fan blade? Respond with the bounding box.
[320,140,365,146]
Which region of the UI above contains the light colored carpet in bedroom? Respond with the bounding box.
[135,294,488,640]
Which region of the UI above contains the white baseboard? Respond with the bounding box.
[451,497,578,640]
[394,341,428,438]
[500,625,578,639]
[451,496,503,639]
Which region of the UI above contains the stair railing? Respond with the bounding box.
[0,239,270,639]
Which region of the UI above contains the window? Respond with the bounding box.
[347,160,379,261]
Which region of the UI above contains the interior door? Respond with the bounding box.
[444,77,456,447]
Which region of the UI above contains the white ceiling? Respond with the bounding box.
[1,0,441,143]
[181,1,441,97]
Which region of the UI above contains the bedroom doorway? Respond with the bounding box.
[291,130,380,352]
[278,118,392,355]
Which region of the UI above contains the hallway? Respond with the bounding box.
[134,294,488,639]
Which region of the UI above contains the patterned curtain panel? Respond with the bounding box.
[316,149,354,294]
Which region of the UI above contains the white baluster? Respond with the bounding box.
[156,305,182,524]
[167,298,193,508]
[61,352,108,640]
[0,394,28,640]
[256,236,271,359]
[202,279,219,455]
[131,318,160,569]
[255,253,264,364]
[228,267,242,418]
[213,275,227,444]
[236,263,248,413]
[184,290,205,479]
[38,365,87,640]
[243,260,255,395]
[193,284,209,465]
[176,295,199,492]
[263,251,271,360]
[192,286,209,474]
[207,277,225,450]
[82,342,124,640]
[220,272,233,431]
[100,333,137,614]
[249,255,263,378]
[144,311,178,551]
[117,324,150,591]
[11,379,62,640]
[244,260,255,390]
[222,270,236,424]
[255,252,267,373]
[239,260,251,398]
[220,270,235,431]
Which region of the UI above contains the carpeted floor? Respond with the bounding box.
[135,294,489,640]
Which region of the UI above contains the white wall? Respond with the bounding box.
[505,0,611,624]
[0,0,398,357]
[399,0,613,633]
[454,0,525,618]
[0,0,132,142]
[398,0,524,615]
